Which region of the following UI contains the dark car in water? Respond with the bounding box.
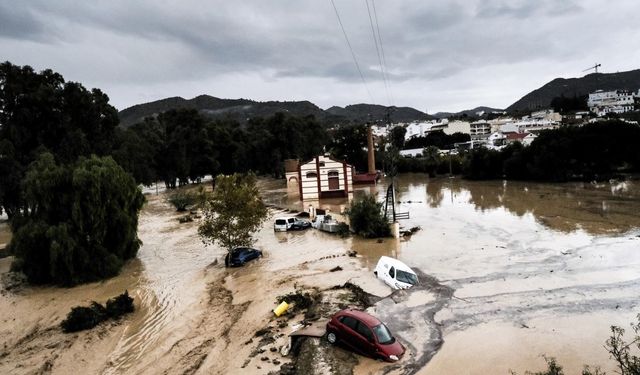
[289,218,311,231]
[225,247,263,267]
[325,309,405,362]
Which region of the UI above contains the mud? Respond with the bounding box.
[1,175,639,374]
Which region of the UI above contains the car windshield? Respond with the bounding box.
[275,219,286,225]
[396,270,418,285]
[373,324,395,345]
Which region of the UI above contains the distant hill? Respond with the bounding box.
[432,106,504,119]
[326,104,432,123]
[118,95,326,127]
[118,95,432,127]
[507,69,640,112]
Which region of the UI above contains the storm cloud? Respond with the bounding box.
[1,0,639,112]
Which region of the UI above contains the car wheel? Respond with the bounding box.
[326,331,338,345]
[374,271,378,277]
[224,254,229,268]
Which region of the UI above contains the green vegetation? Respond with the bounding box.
[0,62,118,219]
[346,194,390,238]
[60,291,134,333]
[168,189,198,212]
[550,94,588,113]
[463,121,640,181]
[198,174,267,252]
[8,154,144,285]
[114,110,329,185]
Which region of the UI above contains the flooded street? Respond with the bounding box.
[1,175,640,374]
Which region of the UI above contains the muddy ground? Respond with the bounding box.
[1,176,640,374]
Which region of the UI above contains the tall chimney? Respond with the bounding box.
[367,125,375,174]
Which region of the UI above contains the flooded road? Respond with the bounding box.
[1,175,640,374]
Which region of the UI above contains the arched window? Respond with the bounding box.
[306,172,318,179]
[327,170,339,177]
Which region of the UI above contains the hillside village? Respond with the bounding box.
[375,88,640,157]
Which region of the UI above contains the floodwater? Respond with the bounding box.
[1,175,640,374]
[261,175,640,374]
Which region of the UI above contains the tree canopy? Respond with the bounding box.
[0,61,118,218]
[198,174,267,252]
[9,154,145,285]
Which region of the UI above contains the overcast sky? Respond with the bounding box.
[2,0,640,113]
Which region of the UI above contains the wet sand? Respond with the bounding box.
[1,176,639,374]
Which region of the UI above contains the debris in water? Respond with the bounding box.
[347,251,357,257]
[330,266,343,272]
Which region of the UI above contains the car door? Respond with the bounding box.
[338,316,360,351]
[354,320,377,357]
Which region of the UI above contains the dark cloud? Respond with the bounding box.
[0,0,637,112]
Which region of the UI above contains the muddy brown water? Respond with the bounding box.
[261,175,640,374]
[1,175,640,374]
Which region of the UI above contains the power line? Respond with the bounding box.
[329,0,375,104]
[365,0,391,106]
[371,0,394,106]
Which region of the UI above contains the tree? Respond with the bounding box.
[0,62,118,218]
[329,124,369,171]
[8,153,145,285]
[346,194,390,238]
[389,126,407,149]
[198,173,267,253]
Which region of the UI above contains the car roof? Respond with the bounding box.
[274,216,294,220]
[377,256,416,275]
[339,309,382,327]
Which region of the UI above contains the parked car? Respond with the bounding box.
[289,218,311,231]
[374,256,418,290]
[325,309,405,362]
[274,216,295,232]
[225,247,263,267]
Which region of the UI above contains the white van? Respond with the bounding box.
[374,256,418,290]
[274,216,295,232]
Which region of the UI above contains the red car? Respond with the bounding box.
[325,309,405,362]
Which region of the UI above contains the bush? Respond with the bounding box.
[105,290,135,318]
[346,194,390,238]
[60,291,134,333]
[61,302,107,333]
[168,190,197,212]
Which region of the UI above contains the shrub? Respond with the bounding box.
[105,290,134,319]
[346,194,390,238]
[61,302,107,333]
[60,291,134,333]
[168,190,197,212]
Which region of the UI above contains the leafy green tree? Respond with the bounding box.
[198,173,267,253]
[346,194,390,238]
[389,126,407,149]
[329,124,369,171]
[8,153,145,285]
[0,62,118,218]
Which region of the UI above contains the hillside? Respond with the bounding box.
[118,96,432,127]
[507,69,640,112]
[432,106,504,119]
[118,95,326,127]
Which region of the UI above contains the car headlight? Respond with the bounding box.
[389,355,399,361]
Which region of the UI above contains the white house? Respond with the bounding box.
[285,155,353,200]
[588,90,636,116]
